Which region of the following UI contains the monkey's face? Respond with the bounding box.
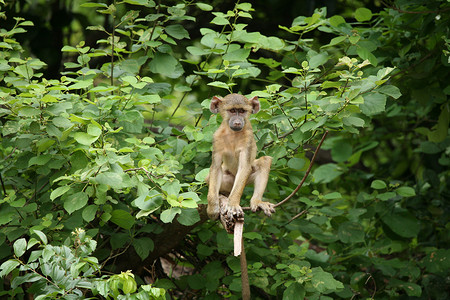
[227,108,248,131]
[210,94,260,131]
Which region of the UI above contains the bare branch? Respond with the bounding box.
[274,130,329,208]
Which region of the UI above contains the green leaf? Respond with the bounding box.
[223,48,250,62]
[371,180,386,189]
[329,15,346,27]
[197,244,213,256]
[287,157,306,170]
[177,208,200,226]
[68,79,93,90]
[149,52,182,78]
[80,2,107,7]
[64,191,89,214]
[110,209,135,230]
[134,192,163,211]
[310,267,344,293]
[50,186,71,201]
[14,65,33,79]
[331,140,353,163]
[82,205,98,222]
[396,186,416,197]
[195,168,210,182]
[309,52,328,68]
[19,20,34,26]
[211,16,229,25]
[207,81,233,90]
[160,207,181,223]
[360,92,386,116]
[13,238,27,257]
[403,282,422,297]
[95,172,123,188]
[28,154,52,166]
[328,36,346,46]
[355,8,373,22]
[87,124,102,137]
[61,45,78,52]
[236,3,252,11]
[136,94,161,104]
[36,138,55,152]
[338,222,365,243]
[165,24,189,40]
[378,192,396,201]
[378,85,402,99]
[133,237,154,260]
[41,94,58,103]
[422,249,450,274]
[313,164,343,183]
[73,132,99,145]
[123,0,150,5]
[283,282,305,300]
[381,209,420,238]
[32,230,48,245]
[389,279,422,297]
[0,260,21,277]
[187,46,209,56]
[121,276,137,294]
[342,116,365,127]
[162,180,181,197]
[18,107,40,117]
[196,3,213,11]
[357,46,377,66]
[428,105,449,143]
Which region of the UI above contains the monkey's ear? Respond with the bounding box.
[210,96,222,114]
[249,96,260,114]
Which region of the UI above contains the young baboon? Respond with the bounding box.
[207,93,274,220]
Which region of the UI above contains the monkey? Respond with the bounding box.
[206,93,275,220]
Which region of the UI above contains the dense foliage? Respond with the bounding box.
[0,0,448,299]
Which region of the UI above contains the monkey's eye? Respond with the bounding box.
[229,108,236,114]
[238,109,246,114]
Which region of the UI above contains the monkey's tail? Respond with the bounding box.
[241,239,250,300]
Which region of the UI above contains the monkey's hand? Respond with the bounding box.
[222,203,244,220]
[251,200,275,217]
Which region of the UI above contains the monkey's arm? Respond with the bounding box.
[224,151,252,218]
[249,156,275,216]
[207,151,223,220]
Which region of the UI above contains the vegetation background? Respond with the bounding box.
[0,0,449,299]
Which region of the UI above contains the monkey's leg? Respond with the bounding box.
[248,156,275,216]
[207,160,223,220]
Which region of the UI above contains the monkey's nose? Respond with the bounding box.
[231,123,243,131]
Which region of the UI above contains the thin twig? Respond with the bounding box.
[124,167,163,192]
[287,209,308,224]
[0,173,6,196]
[365,273,377,299]
[274,130,328,208]
[241,130,328,211]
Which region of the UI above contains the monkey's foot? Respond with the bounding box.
[251,200,275,217]
[218,196,243,233]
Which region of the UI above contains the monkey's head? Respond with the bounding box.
[210,94,260,132]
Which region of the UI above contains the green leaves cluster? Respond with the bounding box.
[0,229,165,299]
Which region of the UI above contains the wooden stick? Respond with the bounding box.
[234,220,244,256]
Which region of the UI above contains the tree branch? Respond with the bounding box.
[274,130,328,208]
